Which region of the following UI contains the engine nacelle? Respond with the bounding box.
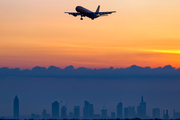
[72,13,77,17]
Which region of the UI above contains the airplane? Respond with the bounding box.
[65,5,116,20]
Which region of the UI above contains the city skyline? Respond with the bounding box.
[0,70,180,118]
[2,95,180,119]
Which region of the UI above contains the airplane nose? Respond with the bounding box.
[75,6,78,11]
[76,6,81,12]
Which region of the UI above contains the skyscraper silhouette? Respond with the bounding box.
[61,106,67,119]
[83,101,94,119]
[163,110,169,119]
[88,103,94,118]
[111,112,116,119]
[124,106,135,119]
[42,109,47,119]
[173,109,180,119]
[42,109,50,119]
[101,109,108,119]
[31,114,40,119]
[152,108,160,119]
[74,106,80,119]
[83,101,89,118]
[13,95,19,119]
[52,101,59,119]
[117,102,123,119]
[137,96,146,119]
[69,112,74,119]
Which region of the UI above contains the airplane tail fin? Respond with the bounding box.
[96,5,100,13]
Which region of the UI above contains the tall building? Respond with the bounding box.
[111,112,116,119]
[137,96,146,119]
[61,106,67,119]
[88,104,94,118]
[13,95,19,119]
[124,106,135,119]
[42,109,50,119]
[93,114,101,119]
[83,101,89,118]
[101,109,108,119]
[83,101,94,119]
[69,112,74,119]
[173,109,180,119]
[52,101,59,119]
[163,110,169,119]
[152,108,160,119]
[117,102,123,119]
[31,114,40,119]
[74,106,80,119]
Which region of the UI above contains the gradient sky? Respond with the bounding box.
[1,0,180,69]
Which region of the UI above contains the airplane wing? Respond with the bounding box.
[96,11,116,16]
[65,12,81,17]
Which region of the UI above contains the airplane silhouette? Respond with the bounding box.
[65,5,116,20]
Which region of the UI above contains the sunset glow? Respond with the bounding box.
[1,0,180,69]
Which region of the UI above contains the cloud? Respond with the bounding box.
[0,65,180,79]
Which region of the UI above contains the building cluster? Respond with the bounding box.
[13,96,180,119]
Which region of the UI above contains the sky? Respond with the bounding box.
[1,0,180,117]
[1,0,180,69]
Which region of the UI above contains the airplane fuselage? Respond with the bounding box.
[76,6,99,20]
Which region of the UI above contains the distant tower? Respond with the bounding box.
[61,106,67,119]
[13,95,19,119]
[117,102,123,119]
[88,104,94,118]
[111,112,116,119]
[124,106,135,119]
[163,109,169,119]
[173,109,180,119]
[69,112,74,119]
[101,109,108,119]
[42,109,47,119]
[152,108,160,119]
[42,109,50,119]
[74,106,80,119]
[83,101,89,118]
[83,101,94,119]
[52,101,59,119]
[137,96,146,119]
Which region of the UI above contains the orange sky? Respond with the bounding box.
[0,0,180,69]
